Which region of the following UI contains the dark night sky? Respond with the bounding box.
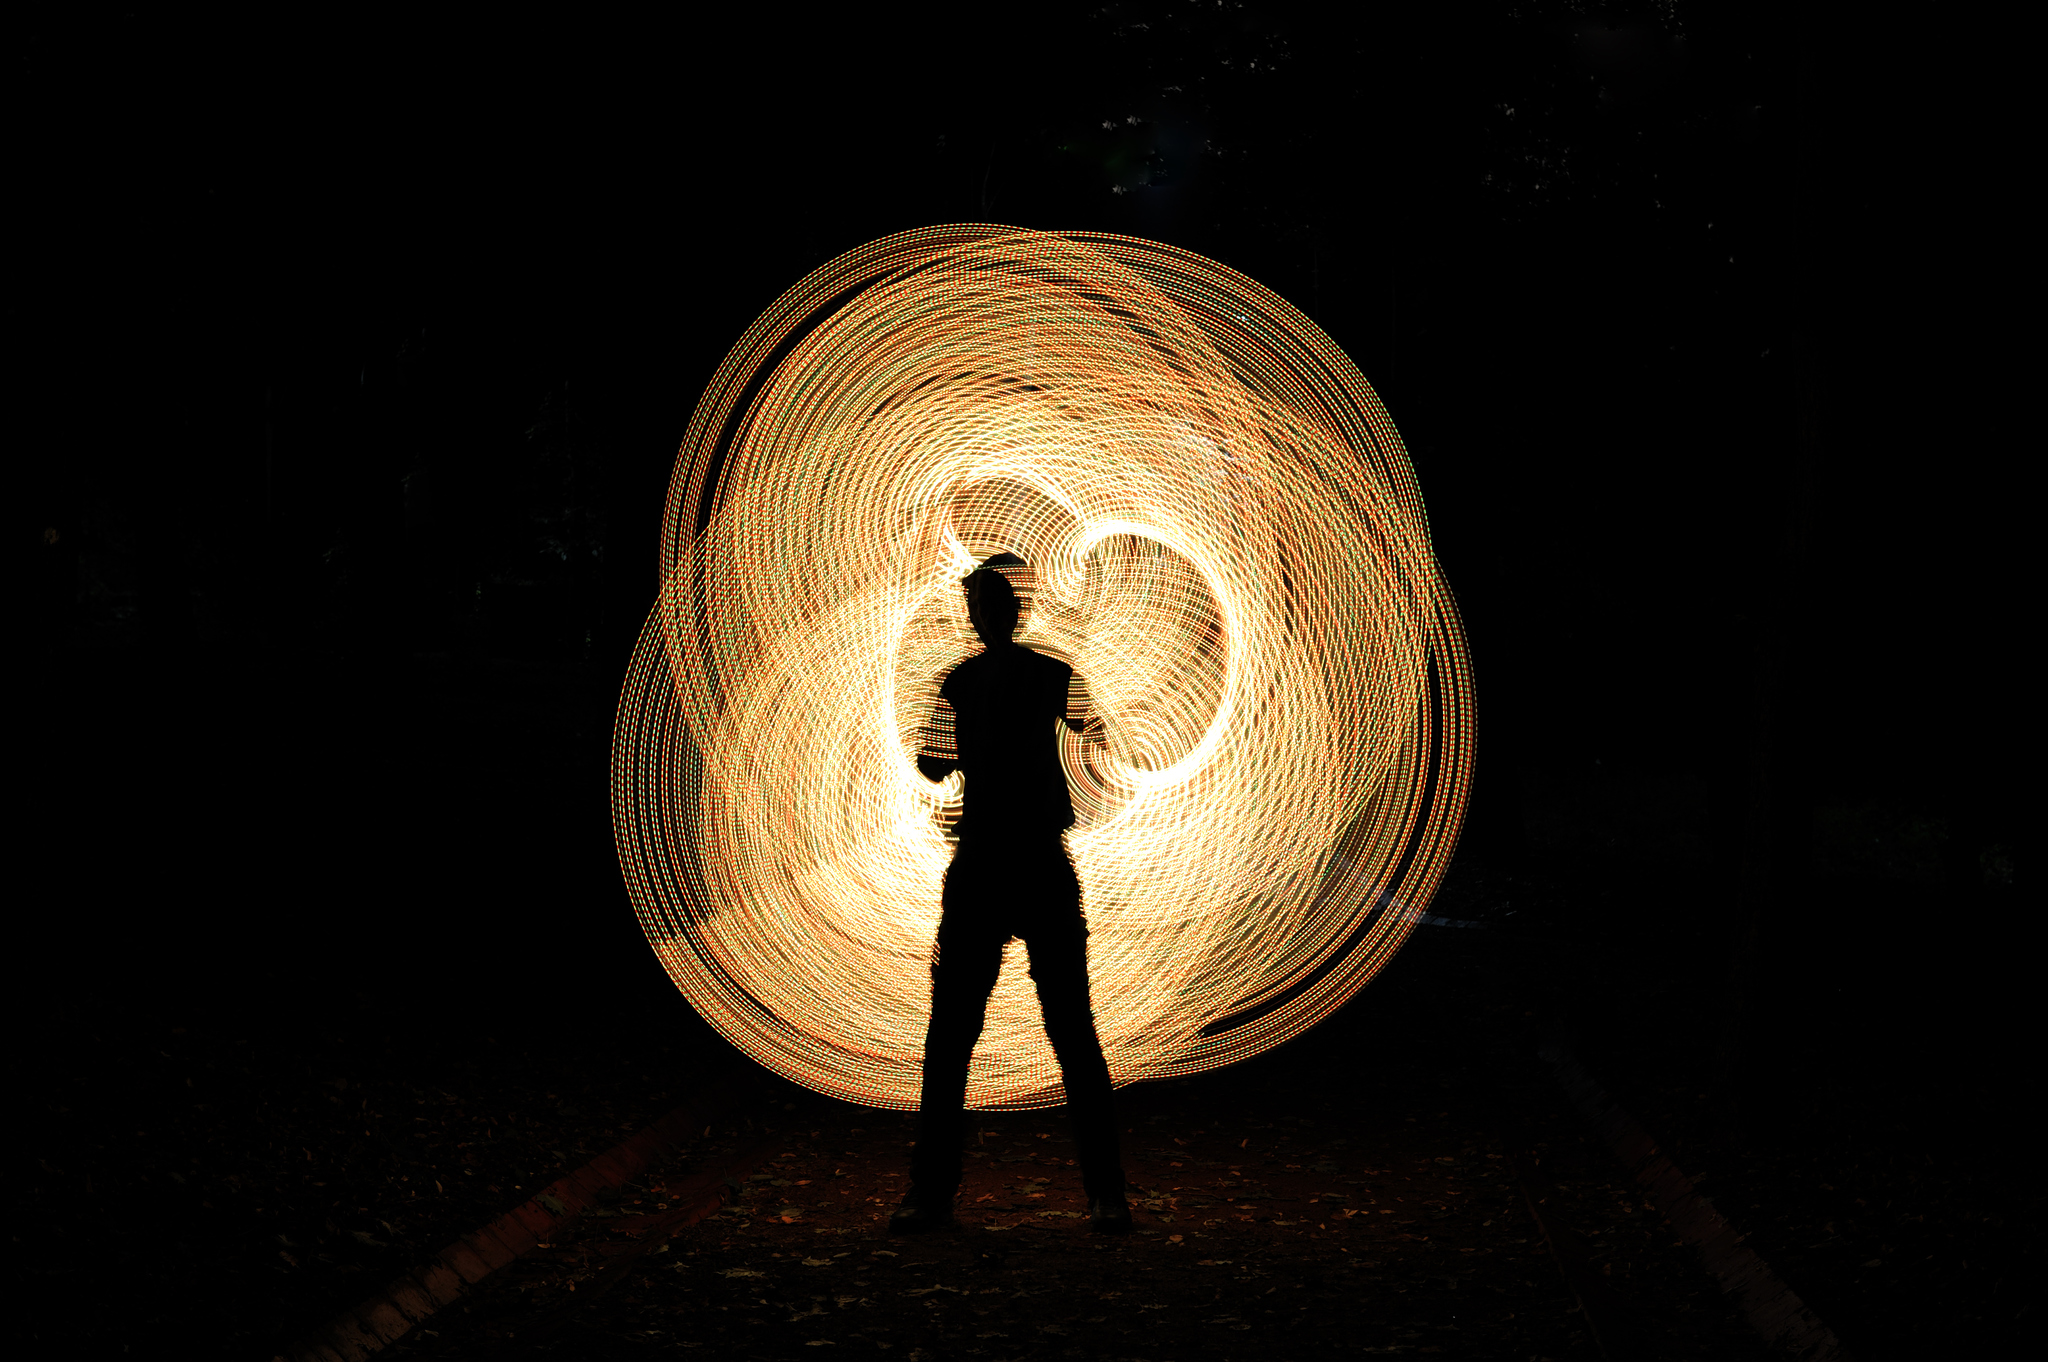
[18,4,2024,1018]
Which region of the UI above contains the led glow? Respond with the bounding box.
[613,226,1474,1110]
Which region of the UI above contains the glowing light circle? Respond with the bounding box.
[613,226,1474,1111]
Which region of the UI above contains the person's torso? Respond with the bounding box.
[942,646,1075,834]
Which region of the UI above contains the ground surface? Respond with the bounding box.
[366,918,1769,1362]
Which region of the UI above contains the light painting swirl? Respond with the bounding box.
[612,226,1474,1110]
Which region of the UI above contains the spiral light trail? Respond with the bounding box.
[613,226,1473,1111]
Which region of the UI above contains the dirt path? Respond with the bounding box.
[367,938,1769,1361]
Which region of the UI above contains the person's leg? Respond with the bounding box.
[907,855,1007,1214]
[1019,842,1126,1213]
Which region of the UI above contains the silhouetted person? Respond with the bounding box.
[890,555,1131,1235]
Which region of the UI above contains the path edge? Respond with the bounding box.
[1540,1044,1853,1362]
[276,1097,726,1362]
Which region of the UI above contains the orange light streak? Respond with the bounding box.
[613,226,1473,1111]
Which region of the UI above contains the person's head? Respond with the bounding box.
[964,555,1026,646]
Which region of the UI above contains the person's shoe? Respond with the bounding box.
[1088,1194,1133,1235]
[887,1197,955,1234]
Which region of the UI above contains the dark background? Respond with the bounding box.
[16,2,2028,1352]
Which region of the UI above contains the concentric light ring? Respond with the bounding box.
[613,226,1474,1110]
